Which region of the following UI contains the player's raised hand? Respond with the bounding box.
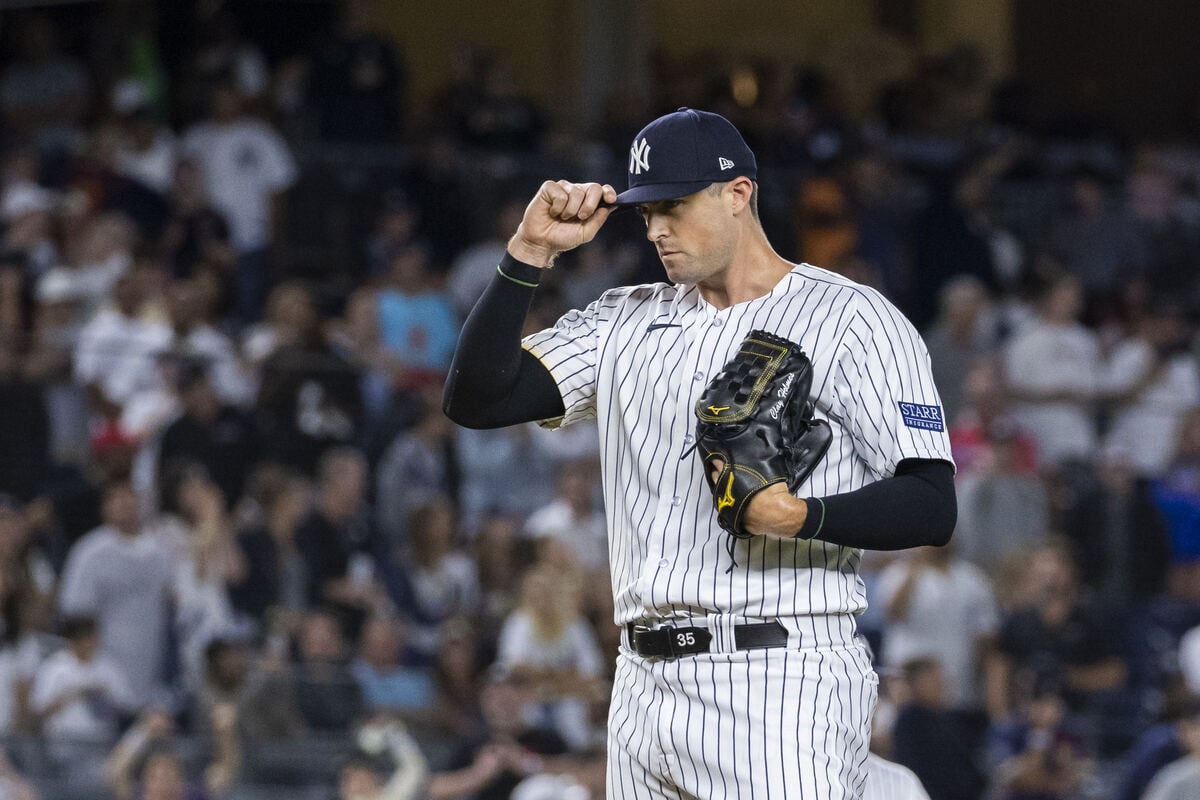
[508,180,618,267]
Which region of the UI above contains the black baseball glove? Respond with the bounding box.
[692,330,832,539]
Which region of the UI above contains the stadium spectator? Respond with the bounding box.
[385,497,479,660]
[73,271,171,413]
[496,567,605,753]
[375,389,459,543]
[108,78,178,197]
[878,545,999,728]
[29,615,136,742]
[923,275,997,424]
[986,680,1089,800]
[986,541,1127,718]
[254,284,364,474]
[58,480,175,706]
[953,417,1051,574]
[891,657,987,800]
[182,77,297,322]
[472,512,526,635]
[454,421,557,529]
[1058,444,1170,604]
[426,666,568,800]
[294,447,381,635]
[151,462,245,691]
[428,618,486,737]
[293,608,365,733]
[364,189,423,280]
[1003,273,1101,467]
[1045,165,1148,323]
[158,361,258,508]
[104,704,241,800]
[1100,299,1200,479]
[162,278,254,407]
[1126,161,1200,315]
[350,615,434,717]
[375,243,458,384]
[523,458,606,576]
[157,158,233,283]
[1150,409,1200,581]
[228,467,310,625]
[328,286,405,433]
[949,357,1039,477]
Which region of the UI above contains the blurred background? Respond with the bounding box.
[1,0,1200,798]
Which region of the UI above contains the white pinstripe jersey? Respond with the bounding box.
[523,263,953,625]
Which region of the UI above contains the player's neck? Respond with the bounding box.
[697,231,792,309]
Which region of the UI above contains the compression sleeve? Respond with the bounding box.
[795,458,956,550]
[442,255,566,428]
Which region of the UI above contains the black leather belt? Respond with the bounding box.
[625,620,789,658]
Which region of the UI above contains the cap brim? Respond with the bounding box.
[613,180,714,206]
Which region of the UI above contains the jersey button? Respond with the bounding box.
[683,435,694,446]
[711,317,724,327]
[692,371,704,382]
[658,558,669,568]
[671,495,682,506]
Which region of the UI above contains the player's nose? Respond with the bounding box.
[644,213,670,242]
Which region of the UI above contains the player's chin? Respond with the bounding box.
[660,253,694,281]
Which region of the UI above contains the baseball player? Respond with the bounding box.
[444,108,956,799]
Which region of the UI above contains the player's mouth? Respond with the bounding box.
[658,248,680,258]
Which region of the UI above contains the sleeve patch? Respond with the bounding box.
[898,402,945,431]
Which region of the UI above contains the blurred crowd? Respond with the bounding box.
[2,2,1200,800]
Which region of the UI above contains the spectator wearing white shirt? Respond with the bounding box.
[57,481,176,706]
[878,546,999,719]
[29,615,137,743]
[1004,274,1100,466]
[523,458,606,574]
[163,278,253,406]
[74,271,171,411]
[182,79,297,322]
[1100,300,1200,478]
[496,567,605,752]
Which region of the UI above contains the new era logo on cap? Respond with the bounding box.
[613,108,758,205]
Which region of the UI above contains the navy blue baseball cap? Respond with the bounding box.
[614,107,757,205]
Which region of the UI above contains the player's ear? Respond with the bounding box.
[727,177,754,217]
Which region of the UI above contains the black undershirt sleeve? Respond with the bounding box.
[442,254,566,429]
[794,458,957,550]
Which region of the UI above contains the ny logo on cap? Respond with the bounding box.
[629,137,651,175]
[719,157,735,171]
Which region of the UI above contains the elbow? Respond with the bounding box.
[441,374,471,427]
[929,496,958,548]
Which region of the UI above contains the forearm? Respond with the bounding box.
[794,459,957,549]
[442,254,564,428]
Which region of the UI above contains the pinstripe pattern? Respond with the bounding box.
[523,263,953,624]
[523,262,946,799]
[863,753,932,800]
[607,637,878,798]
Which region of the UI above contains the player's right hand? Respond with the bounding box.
[508,180,618,267]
